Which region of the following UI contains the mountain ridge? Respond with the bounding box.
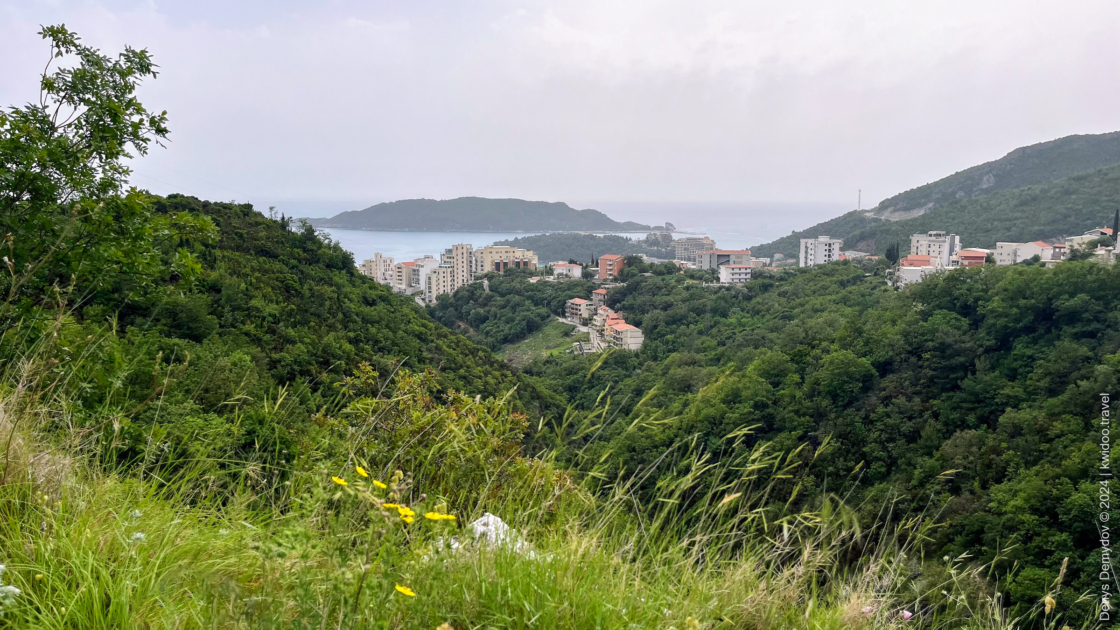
[311,196,655,232]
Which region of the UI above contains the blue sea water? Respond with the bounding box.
[315,201,850,263]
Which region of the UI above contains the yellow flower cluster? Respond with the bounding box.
[395,584,415,597]
[424,512,457,521]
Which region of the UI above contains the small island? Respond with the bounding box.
[310,197,663,232]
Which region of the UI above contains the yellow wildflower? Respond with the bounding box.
[355,466,369,478]
[331,476,347,486]
[397,505,416,517]
[402,515,415,523]
[1043,595,1056,614]
[425,512,457,521]
[383,503,399,509]
[395,584,416,597]
[373,480,388,489]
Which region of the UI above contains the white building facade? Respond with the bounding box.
[799,236,843,267]
[718,265,752,284]
[909,231,961,268]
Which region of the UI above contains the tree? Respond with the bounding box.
[1112,208,1119,246]
[0,25,213,317]
[885,242,900,264]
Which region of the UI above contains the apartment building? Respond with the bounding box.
[995,241,1053,266]
[359,253,395,284]
[950,249,988,267]
[474,245,538,275]
[799,236,843,267]
[673,237,716,264]
[566,298,593,323]
[591,288,607,308]
[606,322,644,351]
[393,261,415,291]
[598,254,625,279]
[425,266,455,303]
[910,231,961,268]
[897,254,938,287]
[696,249,752,270]
[447,244,474,287]
[1066,227,1115,250]
[718,265,752,284]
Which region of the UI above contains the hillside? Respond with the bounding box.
[491,232,673,264]
[313,197,654,232]
[751,131,1120,259]
[753,163,1120,259]
[872,131,1120,220]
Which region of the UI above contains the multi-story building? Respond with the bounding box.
[696,249,752,270]
[950,249,988,267]
[606,322,644,351]
[799,236,843,267]
[551,262,582,278]
[474,245,538,275]
[672,237,716,264]
[359,253,395,284]
[425,265,456,303]
[910,231,961,268]
[646,232,673,247]
[897,254,938,287]
[995,241,1053,266]
[718,265,752,284]
[447,244,474,288]
[1066,228,1114,251]
[591,288,607,308]
[393,261,415,291]
[598,254,625,279]
[566,298,593,323]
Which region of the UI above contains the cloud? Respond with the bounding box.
[2,0,1119,214]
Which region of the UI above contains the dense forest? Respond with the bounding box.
[312,197,654,232]
[445,256,1117,620]
[752,164,1120,259]
[490,232,674,265]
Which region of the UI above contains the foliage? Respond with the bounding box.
[752,133,1120,259]
[314,197,653,232]
[0,26,214,320]
[511,259,1118,620]
[491,232,673,265]
[428,269,597,350]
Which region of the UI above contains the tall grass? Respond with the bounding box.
[0,319,1098,628]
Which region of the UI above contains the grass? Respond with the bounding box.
[0,321,1100,629]
[498,320,587,368]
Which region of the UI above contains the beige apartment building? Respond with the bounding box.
[474,245,538,275]
[673,237,716,264]
[359,253,395,284]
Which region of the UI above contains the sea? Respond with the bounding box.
[313,201,850,264]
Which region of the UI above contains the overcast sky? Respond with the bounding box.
[3,0,1119,217]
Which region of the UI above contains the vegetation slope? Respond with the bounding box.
[490,232,673,265]
[752,131,1120,259]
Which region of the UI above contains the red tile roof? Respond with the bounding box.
[699,249,752,255]
[599,254,623,261]
[1030,241,1050,247]
[593,289,607,294]
[568,298,588,304]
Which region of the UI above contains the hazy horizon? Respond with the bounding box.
[4,1,1118,215]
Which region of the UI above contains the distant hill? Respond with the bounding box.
[752,131,1120,259]
[491,233,672,265]
[312,197,654,232]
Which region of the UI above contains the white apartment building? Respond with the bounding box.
[799,236,843,267]
[995,241,1053,266]
[551,262,582,278]
[909,231,960,268]
[425,266,455,303]
[718,265,752,284]
[359,253,395,284]
[566,298,593,323]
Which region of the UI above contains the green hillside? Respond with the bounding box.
[313,197,654,232]
[873,131,1120,219]
[752,131,1120,259]
[491,232,673,264]
[753,164,1120,259]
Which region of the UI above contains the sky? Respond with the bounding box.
[2,0,1119,219]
